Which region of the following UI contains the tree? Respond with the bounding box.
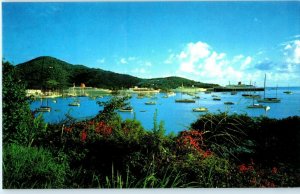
[2,61,33,144]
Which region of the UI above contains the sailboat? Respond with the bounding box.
[247,82,265,108]
[145,101,156,105]
[192,93,208,112]
[68,83,80,106]
[257,74,281,103]
[119,105,133,112]
[36,98,51,112]
[283,85,293,94]
[175,83,196,103]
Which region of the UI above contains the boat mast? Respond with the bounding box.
[263,74,266,99]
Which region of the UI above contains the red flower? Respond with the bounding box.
[203,150,213,158]
[94,121,112,136]
[238,164,248,173]
[64,126,72,133]
[271,167,278,174]
[81,130,87,142]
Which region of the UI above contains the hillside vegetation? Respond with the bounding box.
[16,56,217,90]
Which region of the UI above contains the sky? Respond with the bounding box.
[2,1,300,86]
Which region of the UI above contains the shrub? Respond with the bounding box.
[3,143,69,188]
[191,113,256,160]
[2,61,34,145]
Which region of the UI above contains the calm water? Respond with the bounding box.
[30,87,300,134]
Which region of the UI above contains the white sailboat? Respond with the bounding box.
[192,92,208,112]
[175,83,196,103]
[68,83,80,106]
[36,98,51,112]
[257,74,281,103]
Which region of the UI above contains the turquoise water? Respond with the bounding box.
[30,87,300,134]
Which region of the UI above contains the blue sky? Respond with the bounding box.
[3,1,300,86]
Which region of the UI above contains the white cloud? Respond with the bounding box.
[241,56,252,70]
[145,61,152,67]
[128,57,136,61]
[163,39,300,86]
[283,40,300,64]
[132,68,146,74]
[120,58,128,64]
[165,41,254,85]
[164,54,175,64]
[96,58,105,64]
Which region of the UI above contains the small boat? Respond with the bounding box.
[247,103,266,109]
[257,98,280,103]
[192,107,208,112]
[213,97,221,101]
[68,101,80,106]
[244,94,261,99]
[204,91,211,94]
[175,99,196,103]
[193,96,200,99]
[224,101,234,105]
[231,91,237,95]
[283,85,292,94]
[242,93,251,97]
[36,106,51,112]
[162,95,168,98]
[212,94,219,97]
[119,106,133,112]
[283,91,292,94]
[145,101,156,105]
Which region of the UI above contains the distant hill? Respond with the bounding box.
[138,76,218,90]
[15,56,217,90]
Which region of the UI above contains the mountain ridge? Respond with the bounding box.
[16,56,218,90]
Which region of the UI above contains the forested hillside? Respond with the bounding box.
[16,56,217,90]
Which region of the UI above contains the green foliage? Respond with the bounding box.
[3,144,69,188]
[191,112,254,159]
[16,56,70,90]
[2,61,34,144]
[16,56,141,90]
[96,96,130,123]
[119,119,145,143]
[248,116,300,166]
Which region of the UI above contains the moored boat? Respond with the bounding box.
[145,101,156,105]
[257,74,281,103]
[192,107,208,112]
[224,101,234,105]
[119,106,133,112]
[247,103,266,109]
[213,97,221,101]
[175,99,196,103]
[36,106,51,112]
[68,101,80,106]
[283,91,292,94]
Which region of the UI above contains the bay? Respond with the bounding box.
[30,87,300,134]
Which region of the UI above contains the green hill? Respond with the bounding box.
[15,56,217,90]
[138,76,218,91]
